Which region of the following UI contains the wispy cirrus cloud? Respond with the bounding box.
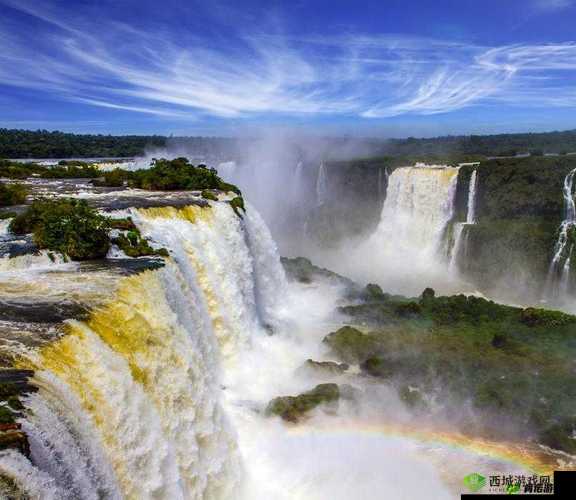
[1,0,576,121]
[531,0,573,12]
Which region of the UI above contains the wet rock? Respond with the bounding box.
[0,300,90,324]
[96,197,208,212]
[78,258,165,275]
[300,359,349,376]
[0,369,34,457]
[281,256,356,288]
[0,236,38,258]
[0,428,29,457]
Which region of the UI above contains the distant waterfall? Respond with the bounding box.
[449,170,478,275]
[0,201,288,499]
[544,168,576,302]
[378,167,389,200]
[373,165,460,255]
[316,162,328,207]
[356,165,460,295]
[292,161,304,200]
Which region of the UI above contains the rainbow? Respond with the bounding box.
[289,419,576,475]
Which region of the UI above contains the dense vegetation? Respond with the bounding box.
[129,157,240,193]
[9,199,112,260]
[381,129,576,157]
[0,129,166,158]
[0,182,27,207]
[328,286,576,454]
[2,127,576,159]
[0,159,100,179]
[0,129,238,159]
[9,199,167,261]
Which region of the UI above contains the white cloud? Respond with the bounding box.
[1,0,576,120]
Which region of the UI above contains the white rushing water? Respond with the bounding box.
[316,161,328,207]
[544,167,576,303]
[449,169,478,275]
[466,170,478,225]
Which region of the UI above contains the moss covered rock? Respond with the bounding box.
[266,383,340,422]
[111,229,168,258]
[360,357,395,378]
[323,326,377,364]
[201,189,218,201]
[229,196,246,217]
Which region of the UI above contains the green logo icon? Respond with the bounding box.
[507,483,521,495]
[463,473,486,492]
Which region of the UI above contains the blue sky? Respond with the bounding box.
[1,0,576,136]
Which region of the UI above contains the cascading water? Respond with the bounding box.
[377,167,389,200]
[316,161,328,207]
[544,167,576,303]
[0,200,288,499]
[466,170,478,225]
[449,169,478,275]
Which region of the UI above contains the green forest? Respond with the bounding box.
[2,127,576,159]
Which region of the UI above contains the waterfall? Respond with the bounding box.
[0,200,288,499]
[351,165,460,295]
[291,161,304,200]
[448,169,478,275]
[377,167,389,200]
[466,170,478,224]
[544,168,576,302]
[316,162,328,207]
[372,165,459,257]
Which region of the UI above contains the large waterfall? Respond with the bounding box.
[336,165,460,295]
[0,200,287,499]
[375,165,459,254]
[544,167,576,303]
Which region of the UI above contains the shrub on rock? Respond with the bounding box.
[9,198,110,260]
